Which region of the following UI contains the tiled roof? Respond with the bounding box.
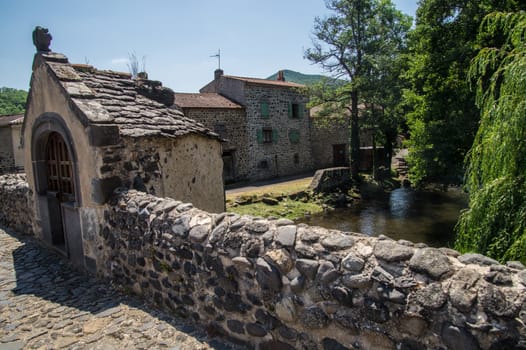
[174,93,243,109]
[40,52,217,139]
[223,75,305,88]
[0,114,24,127]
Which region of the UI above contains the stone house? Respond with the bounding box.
[178,71,387,182]
[310,105,388,171]
[22,29,224,269]
[197,70,313,181]
[0,114,24,173]
[173,92,246,183]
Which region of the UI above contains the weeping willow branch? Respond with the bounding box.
[455,11,526,264]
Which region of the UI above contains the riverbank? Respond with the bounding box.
[225,173,398,220]
[225,176,324,220]
[225,174,468,247]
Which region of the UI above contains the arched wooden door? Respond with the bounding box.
[45,132,75,249]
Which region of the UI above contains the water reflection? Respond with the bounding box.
[297,187,468,247]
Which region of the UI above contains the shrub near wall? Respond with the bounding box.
[0,174,33,235]
[102,189,526,350]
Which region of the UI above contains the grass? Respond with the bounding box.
[225,177,313,201]
[228,198,323,220]
[226,177,323,220]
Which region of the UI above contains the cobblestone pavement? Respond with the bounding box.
[0,228,244,350]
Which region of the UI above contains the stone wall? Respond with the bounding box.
[309,167,352,193]
[243,85,313,181]
[0,174,33,235]
[96,134,225,214]
[183,108,250,182]
[1,175,525,349]
[0,127,15,173]
[100,189,526,350]
[311,118,349,169]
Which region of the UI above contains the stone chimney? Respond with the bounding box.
[277,70,285,82]
[214,69,224,80]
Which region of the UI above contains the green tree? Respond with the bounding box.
[0,87,28,115]
[455,11,526,264]
[305,0,411,179]
[403,0,525,186]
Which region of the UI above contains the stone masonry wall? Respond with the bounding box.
[0,127,15,173]
[309,167,352,193]
[244,85,313,181]
[311,117,349,169]
[94,134,225,213]
[0,174,33,235]
[184,108,250,182]
[1,175,526,349]
[100,189,526,350]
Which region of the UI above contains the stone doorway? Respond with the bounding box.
[31,116,84,268]
[222,151,235,183]
[45,132,74,249]
[333,144,347,167]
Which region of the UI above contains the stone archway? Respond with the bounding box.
[31,113,84,267]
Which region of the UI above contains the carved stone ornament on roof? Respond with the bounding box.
[33,26,52,52]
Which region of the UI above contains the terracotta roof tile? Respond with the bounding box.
[174,93,243,109]
[223,75,305,88]
[0,114,24,127]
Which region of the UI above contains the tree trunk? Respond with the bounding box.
[350,90,360,180]
[372,130,377,180]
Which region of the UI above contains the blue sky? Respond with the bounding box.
[0,0,418,93]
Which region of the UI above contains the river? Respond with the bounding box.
[297,187,469,248]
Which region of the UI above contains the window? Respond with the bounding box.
[257,128,278,144]
[263,128,273,143]
[288,102,303,119]
[258,160,269,169]
[260,101,269,118]
[288,129,300,144]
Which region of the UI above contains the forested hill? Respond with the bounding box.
[266,70,326,85]
[0,87,28,115]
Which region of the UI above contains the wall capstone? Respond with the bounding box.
[99,189,526,350]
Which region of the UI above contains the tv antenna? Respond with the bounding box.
[210,49,221,70]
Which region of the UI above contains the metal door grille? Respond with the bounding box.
[46,132,74,200]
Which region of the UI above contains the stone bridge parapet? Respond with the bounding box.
[1,174,525,349]
[100,190,526,349]
[0,173,33,235]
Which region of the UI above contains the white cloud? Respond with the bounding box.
[110,58,129,65]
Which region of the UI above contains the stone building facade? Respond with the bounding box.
[0,114,24,173]
[310,107,388,171]
[199,70,313,181]
[180,72,386,182]
[174,92,248,183]
[22,31,224,271]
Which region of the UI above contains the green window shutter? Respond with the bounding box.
[298,103,304,118]
[287,102,292,118]
[257,129,263,144]
[272,129,279,143]
[261,102,269,118]
[289,129,300,144]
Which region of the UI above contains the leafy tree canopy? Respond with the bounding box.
[305,0,411,178]
[402,0,524,186]
[0,87,27,116]
[455,11,526,264]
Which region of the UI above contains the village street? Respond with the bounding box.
[0,228,242,350]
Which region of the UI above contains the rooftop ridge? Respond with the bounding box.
[222,74,305,88]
